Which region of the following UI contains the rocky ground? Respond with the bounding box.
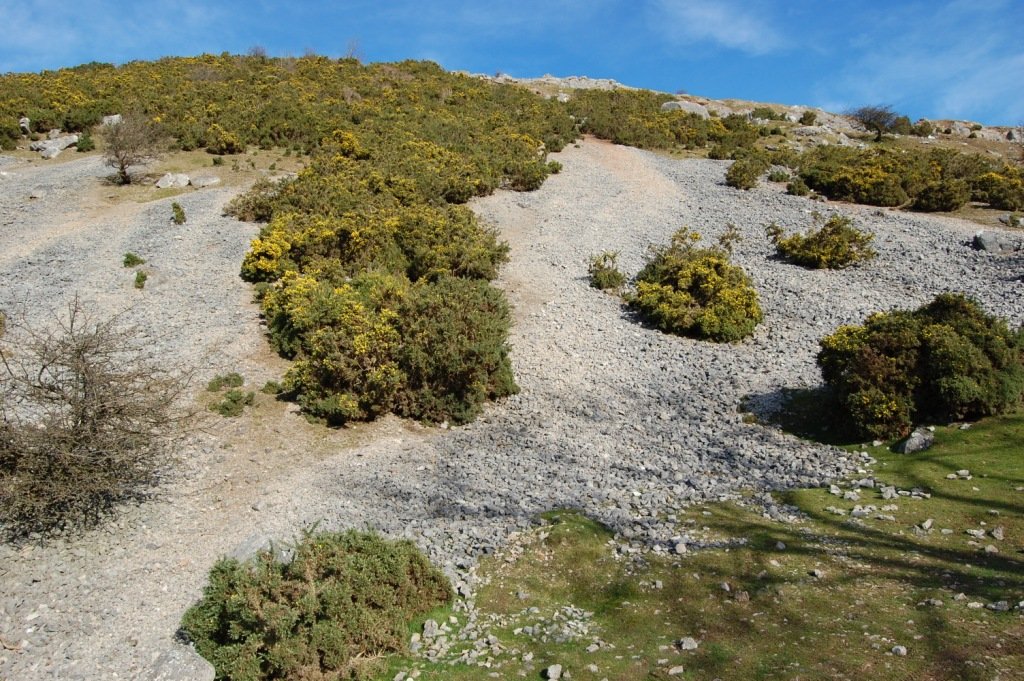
[0,140,1021,679]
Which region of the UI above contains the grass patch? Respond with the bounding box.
[384,415,1023,680]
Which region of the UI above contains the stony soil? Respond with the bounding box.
[0,141,1021,679]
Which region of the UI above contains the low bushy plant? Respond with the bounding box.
[786,177,810,196]
[725,157,768,190]
[817,293,1024,439]
[123,252,145,267]
[207,372,244,391]
[171,201,186,224]
[209,388,255,417]
[133,270,148,289]
[630,228,763,342]
[912,179,970,212]
[767,169,790,183]
[799,110,817,126]
[75,130,95,152]
[766,213,877,269]
[588,251,626,291]
[180,530,453,681]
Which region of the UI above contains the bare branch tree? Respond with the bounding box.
[102,112,167,184]
[0,298,192,539]
[847,105,900,142]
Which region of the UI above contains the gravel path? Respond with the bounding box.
[0,141,1021,679]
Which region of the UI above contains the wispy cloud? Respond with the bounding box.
[647,0,784,55]
[815,0,1024,124]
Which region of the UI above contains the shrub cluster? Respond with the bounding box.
[766,213,877,269]
[181,530,453,681]
[726,156,769,190]
[817,294,1024,439]
[796,145,1020,211]
[629,229,763,342]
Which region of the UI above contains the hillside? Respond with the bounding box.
[0,57,1022,679]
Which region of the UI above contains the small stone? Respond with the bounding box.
[892,645,907,656]
[946,473,958,479]
[967,602,984,609]
[544,663,563,679]
[677,637,699,651]
[956,469,970,478]
[810,569,824,579]
[719,582,731,592]
[924,599,943,607]
[991,527,1004,541]
[987,601,1010,612]
[843,490,861,501]
[966,529,986,538]
[517,590,529,600]
[881,486,898,500]
[668,666,685,676]
[423,619,439,638]
[586,643,600,653]
[394,673,407,681]
[734,591,750,603]
[775,541,786,550]
[984,545,998,554]
[674,542,687,555]
[921,519,933,531]
[587,664,599,673]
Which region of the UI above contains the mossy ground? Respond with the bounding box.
[384,414,1023,680]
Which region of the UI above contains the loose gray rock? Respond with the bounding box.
[29,134,80,159]
[677,637,699,651]
[148,646,215,681]
[895,428,935,454]
[544,663,563,679]
[892,645,907,656]
[102,114,123,126]
[229,534,293,564]
[423,619,439,638]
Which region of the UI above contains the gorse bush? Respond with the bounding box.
[0,301,188,539]
[726,156,769,190]
[766,213,877,269]
[171,201,186,224]
[123,252,145,267]
[630,228,763,342]
[181,529,453,681]
[588,251,626,291]
[817,294,1024,440]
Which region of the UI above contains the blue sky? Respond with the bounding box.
[2,0,1022,125]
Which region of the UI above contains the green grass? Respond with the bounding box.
[382,414,1024,680]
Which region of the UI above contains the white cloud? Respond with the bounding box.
[648,0,784,55]
[816,1,1024,124]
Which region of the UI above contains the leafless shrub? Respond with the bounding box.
[0,299,191,539]
[102,112,167,184]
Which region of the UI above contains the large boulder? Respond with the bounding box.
[894,428,935,454]
[29,134,80,159]
[660,100,709,118]
[189,174,221,188]
[155,173,190,189]
[973,230,1020,254]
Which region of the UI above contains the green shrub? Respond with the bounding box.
[799,110,817,126]
[912,179,970,212]
[205,123,244,155]
[725,157,768,190]
[207,372,245,392]
[171,201,186,224]
[123,252,145,267]
[817,293,1024,439]
[786,177,810,196]
[629,228,763,342]
[133,271,148,289]
[260,380,283,395]
[766,213,877,269]
[912,120,934,137]
[751,106,785,121]
[75,130,95,152]
[767,169,790,183]
[209,388,255,417]
[181,530,453,681]
[392,277,518,423]
[588,251,626,291]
